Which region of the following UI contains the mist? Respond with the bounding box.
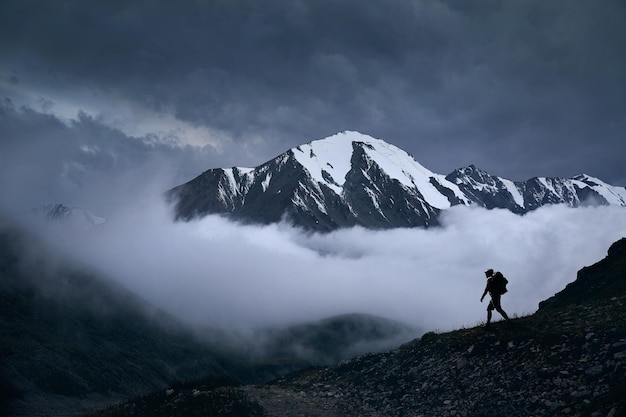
[27,198,626,333]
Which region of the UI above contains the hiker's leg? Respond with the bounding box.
[492,295,510,320]
[498,308,510,320]
[487,301,494,324]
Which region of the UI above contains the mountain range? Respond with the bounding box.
[166,131,626,231]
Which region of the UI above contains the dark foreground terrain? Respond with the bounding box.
[84,238,626,417]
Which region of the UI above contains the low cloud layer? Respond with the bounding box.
[35,199,626,333]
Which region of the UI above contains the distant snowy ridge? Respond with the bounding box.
[167,131,626,231]
[29,203,106,231]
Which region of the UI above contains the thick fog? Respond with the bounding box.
[30,198,626,333]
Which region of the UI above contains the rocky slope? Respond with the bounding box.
[166,131,626,232]
[245,238,626,417]
[89,238,626,417]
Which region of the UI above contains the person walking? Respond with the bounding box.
[480,268,510,326]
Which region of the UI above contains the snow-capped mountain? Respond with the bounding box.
[29,203,106,231]
[166,131,626,231]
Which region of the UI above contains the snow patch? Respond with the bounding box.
[576,174,626,205]
[292,131,462,209]
[501,178,524,208]
[261,173,272,192]
[292,132,356,195]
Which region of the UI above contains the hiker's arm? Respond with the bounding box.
[480,286,488,302]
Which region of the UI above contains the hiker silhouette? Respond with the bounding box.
[480,269,510,326]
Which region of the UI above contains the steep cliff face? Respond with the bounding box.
[167,131,626,231]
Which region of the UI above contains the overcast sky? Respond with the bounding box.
[1,0,626,216]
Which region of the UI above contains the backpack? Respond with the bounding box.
[491,272,508,295]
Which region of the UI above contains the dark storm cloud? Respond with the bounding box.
[1,0,625,189]
[0,102,217,216]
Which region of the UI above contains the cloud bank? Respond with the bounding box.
[41,199,626,333]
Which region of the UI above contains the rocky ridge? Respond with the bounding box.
[167,131,626,232]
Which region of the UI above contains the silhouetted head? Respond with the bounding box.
[485,268,494,277]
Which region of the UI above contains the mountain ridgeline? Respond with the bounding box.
[166,131,626,231]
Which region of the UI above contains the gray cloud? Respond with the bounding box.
[0,103,219,216]
[28,199,626,332]
[1,0,625,188]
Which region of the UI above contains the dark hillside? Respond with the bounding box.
[0,224,229,416]
[252,313,418,365]
[538,238,626,310]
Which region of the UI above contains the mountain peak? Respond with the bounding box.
[291,131,435,196]
[166,132,626,231]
